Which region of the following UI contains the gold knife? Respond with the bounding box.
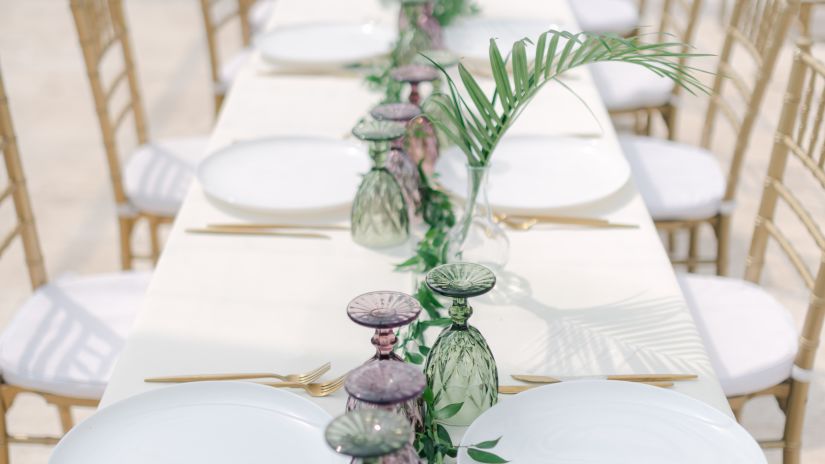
[500,381,675,394]
[186,228,330,239]
[511,374,698,384]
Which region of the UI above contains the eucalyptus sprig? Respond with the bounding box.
[432,0,481,27]
[425,31,710,167]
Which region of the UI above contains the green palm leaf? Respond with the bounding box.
[422,30,710,166]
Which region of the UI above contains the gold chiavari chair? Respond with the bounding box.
[0,65,150,463]
[677,39,825,463]
[593,0,704,139]
[620,0,799,275]
[70,0,209,269]
[799,0,824,38]
[199,0,254,112]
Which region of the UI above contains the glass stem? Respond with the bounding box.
[448,297,472,328]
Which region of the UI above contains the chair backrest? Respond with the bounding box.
[70,0,148,209]
[799,0,824,37]
[0,67,47,290]
[700,0,799,204]
[745,39,825,378]
[199,0,254,89]
[656,0,703,56]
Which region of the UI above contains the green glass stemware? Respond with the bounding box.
[423,262,498,426]
[351,121,410,248]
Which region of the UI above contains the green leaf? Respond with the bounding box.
[405,351,425,364]
[472,437,502,449]
[488,39,513,109]
[467,448,509,463]
[512,40,529,97]
[422,386,434,406]
[434,402,463,420]
[436,424,452,445]
[418,344,431,356]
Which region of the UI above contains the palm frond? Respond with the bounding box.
[423,30,711,165]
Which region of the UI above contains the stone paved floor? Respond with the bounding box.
[0,0,823,462]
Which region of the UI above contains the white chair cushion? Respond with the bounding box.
[570,0,639,35]
[218,48,253,94]
[591,61,675,112]
[0,271,151,400]
[677,273,798,397]
[123,136,209,217]
[619,134,726,221]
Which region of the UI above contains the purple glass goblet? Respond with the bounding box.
[390,65,440,106]
[371,103,424,212]
[347,291,422,363]
[345,361,426,432]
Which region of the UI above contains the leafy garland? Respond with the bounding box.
[363,1,506,462]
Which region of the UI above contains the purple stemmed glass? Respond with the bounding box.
[345,361,426,432]
[347,291,422,363]
[390,64,440,106]
[371,103,423,211]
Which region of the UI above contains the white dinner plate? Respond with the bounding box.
[50,382,346,464]
[435,135,630,212]
[444,18,566,64]
[257,22,395,68]
[197,137,369,213]
[458,381,766,464]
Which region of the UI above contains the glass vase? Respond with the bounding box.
[446,165,509,269]
[423,263,498,426]
[351,121,411,248]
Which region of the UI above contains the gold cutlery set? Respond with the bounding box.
[145,365,695,397]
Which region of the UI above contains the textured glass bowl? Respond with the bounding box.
[425,262,496,298]
[390,64,440,84]
[346,361,426,405]
[325,409,412,458]
[370,103,422,123]
[353,120,407,142]
[347,291,422,329]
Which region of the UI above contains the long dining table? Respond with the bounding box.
[99,0,732,439]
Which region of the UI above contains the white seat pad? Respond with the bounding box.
[249,0,276,35]
[0,271,152,400]
[677,273,798,397]
[619,134,726,220]
[218,48,253,94]
[123,136,209,217]
[591,61,675,112]
[570,0,639,35]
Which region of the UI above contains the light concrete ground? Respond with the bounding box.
[0,0,823,462]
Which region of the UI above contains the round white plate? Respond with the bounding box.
[197,137,369,213]
[257,22,395,67]
[444,18,565,63]
[51,382,347,464]
[459,381,766,464]
[435,135,630,212]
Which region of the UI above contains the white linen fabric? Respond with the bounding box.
[218,48,253,95]
[591,61,675,112]
[0,272,152,400]
[569,0,639,35]
[123,137,209,216]
[677,273,798,397]
[619,134,726,220]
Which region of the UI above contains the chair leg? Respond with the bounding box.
[687,224,699,273]
[148,217,162,265]
[0,390,9,464]
[118,216,135,270]
[214,92,225,116]
[781,380,809,464]
[667,229,677,255]
[662,103,677,141]
[56,404,74,434]
[715,214,730,276]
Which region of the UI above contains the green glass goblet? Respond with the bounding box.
[423,262,498,426]
[351,121,410,248]
[325,409,421,463]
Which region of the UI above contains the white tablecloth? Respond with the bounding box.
[100,0,731,426]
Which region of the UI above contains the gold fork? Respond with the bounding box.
[259,373,348,397]
[144,362,331,384]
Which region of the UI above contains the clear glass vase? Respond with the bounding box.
[423,263,498,426]
[446,165,509,269]
[351,121,411,248]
